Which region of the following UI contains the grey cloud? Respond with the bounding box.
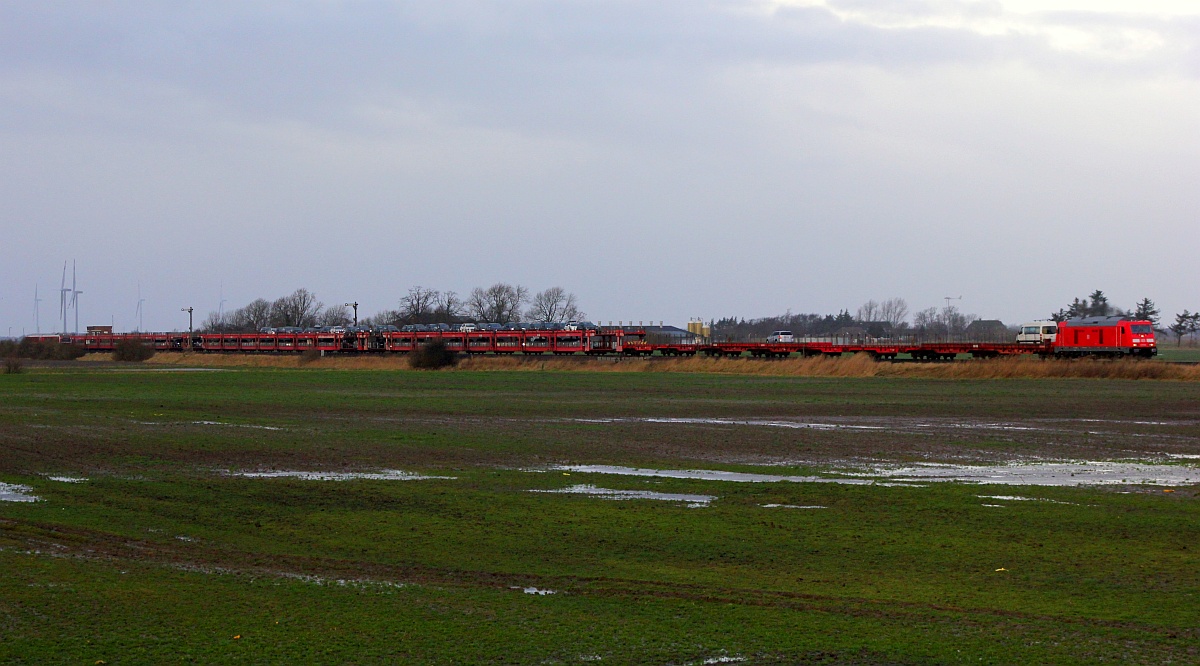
[1,2,1197,331]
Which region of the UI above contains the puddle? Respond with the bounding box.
[576,417,884,431]
[559,461,1199,487]
[193,421,285,431]
[232,470,455,481]
[864,461,1200,486]
[558,465,876,485]
[762,504,826,509]
[0,483,40,502]
[512,586,558,595]
[532,484,715,507]
[977,494,1073,504]
[134,420,286,431]
[46,476,87,483]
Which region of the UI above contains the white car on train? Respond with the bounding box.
[1016,320,1058,344]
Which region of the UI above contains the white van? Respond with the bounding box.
[1016,321,1058,344]
[767,330,795,343]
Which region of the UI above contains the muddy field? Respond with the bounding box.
[2,367,1198,663]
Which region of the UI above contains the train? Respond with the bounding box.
[36,315,1156,360]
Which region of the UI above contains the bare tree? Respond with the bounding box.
[362,309,402,327]
[270,289,323,328]
[526,287,584,322]
[879,297,909,328]
[855,300,880,323]
[400,286,440,324]
[912,307,941,333]
[234,298,273,331]
[434,290,464,322]
[200,310,226,333]
[318,304,351,327]
[938,305,976,336]
[467,283,528,323]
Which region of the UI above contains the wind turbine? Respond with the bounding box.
[34,285,43,333]
[134,283,145,332]
[218,282,227,331]
[59,261,70,334]
[70,261,83,334]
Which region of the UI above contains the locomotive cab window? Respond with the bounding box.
[1131,324,1153,334]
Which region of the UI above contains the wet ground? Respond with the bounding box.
[231,470,455,481]
[531,484,715,507]
[555,461,1200,487]
[0,482,38,502]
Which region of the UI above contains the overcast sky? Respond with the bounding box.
[2,0,1197,334]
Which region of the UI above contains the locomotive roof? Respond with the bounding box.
[1061,316,1142,326]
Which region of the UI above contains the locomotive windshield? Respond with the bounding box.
[1131,324,1153,334]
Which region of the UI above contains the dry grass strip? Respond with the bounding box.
[120,351,1200,380]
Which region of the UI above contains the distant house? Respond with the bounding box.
[644,325,704,344]
[834,322,895,339]
[833,325,868,338]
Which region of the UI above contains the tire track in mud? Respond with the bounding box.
[2,516,1195,641]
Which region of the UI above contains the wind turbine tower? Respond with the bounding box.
[34,285,43,334]
[218,282,227,330]
[134,283,145,332]
[59,262,70,335]
[71,261,83,334]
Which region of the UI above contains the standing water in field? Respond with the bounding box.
[0,483,39,502]
[557,461,1200,487]
[231,470,456,481]
[854,461,1200,486]
[531,484,715,507]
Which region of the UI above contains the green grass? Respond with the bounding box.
[2,367,1199,664]
[1156,345,1200,362]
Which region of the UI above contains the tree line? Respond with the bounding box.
[203,284,584,333]
[713,297,981,339]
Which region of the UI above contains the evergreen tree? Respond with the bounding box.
[1169,310,1198,345]
[1086,290,1111,317]
[1133,298,1160,326]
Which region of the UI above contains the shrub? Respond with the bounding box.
[299,348,323,364]
[112,339,156,362]
[2,356,22,374]
[409,340,458,369]
[15,338,86,360]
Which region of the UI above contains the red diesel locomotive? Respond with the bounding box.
[1054,316,1158,359]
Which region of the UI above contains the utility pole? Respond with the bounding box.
[344,302,359,326]
[181,307,193,336]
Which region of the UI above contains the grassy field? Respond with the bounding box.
[1156,345,1200,362]
[2,366,1199,664]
